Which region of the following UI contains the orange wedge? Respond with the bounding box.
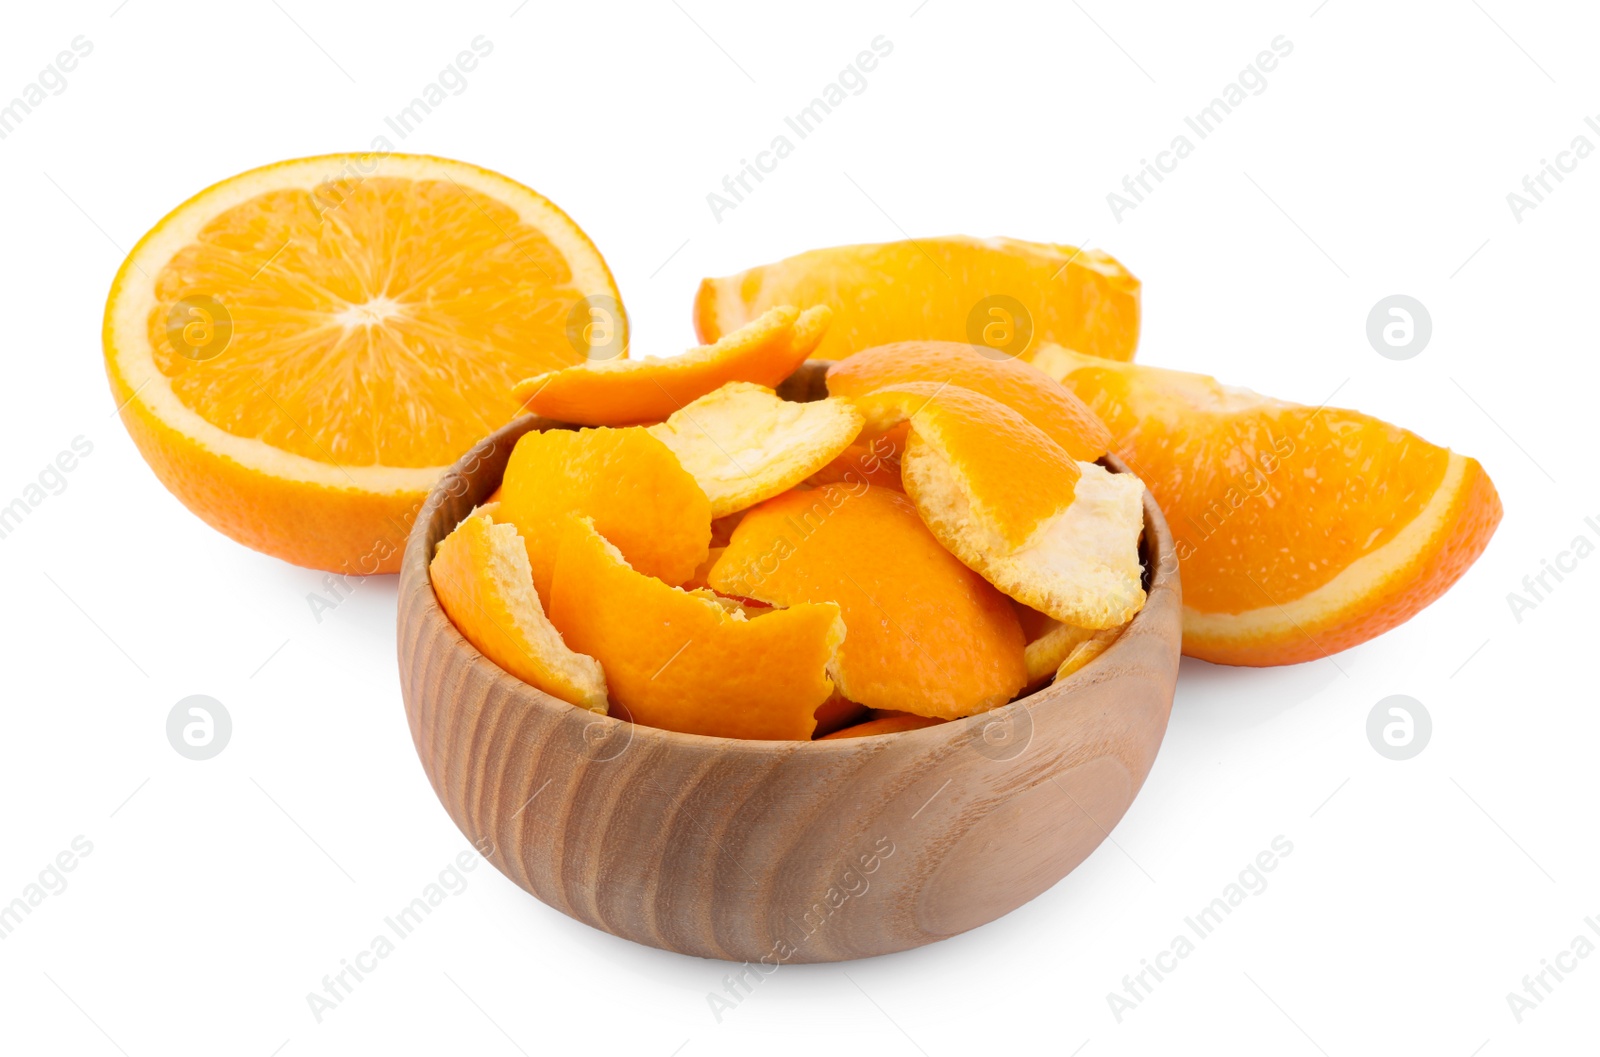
[828,341,1112,461]
[646,382,864,517]
[547,517,843,740]
[103,153,621,573]
[513,306,831,426]
[496,426,711,603]
[429,512,607,712]
[709,484,1027,719]
[1034,346,1503,665]
[695,237,1140,363]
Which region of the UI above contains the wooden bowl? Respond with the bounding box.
[397,363,1181,963]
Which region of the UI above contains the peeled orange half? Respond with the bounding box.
[1035,347,1503,665]
[696,237,1141,363]
[103,153,622,573]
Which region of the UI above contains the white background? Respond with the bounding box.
[1,1,1594,1054]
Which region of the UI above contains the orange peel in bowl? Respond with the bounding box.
[547,517,844,740]
[646,382,864,518]
[906,439,1147,629]
[709,484,1027,720]
[429,512,608,713]
[849,382,1081,551]
[512,305,832,426]
[828,340,1112,461]
[496,426,711,602]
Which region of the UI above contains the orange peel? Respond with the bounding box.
[646,382,864,518]
[828,340,1112,461]
[513,305,831,426]
[547,517,843,740]
[496,426,710,602]
[694,236,1140,363]
[429,512,608,712]
[709,484,1027,719]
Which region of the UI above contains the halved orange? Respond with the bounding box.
[709,484,1027,719]
[513,305,831,426]
[548,517,843,740]
[430,512,607,712]
[827,341,1112,461]
[103,153,621,573]
[695,237,1140,363]
[496,426,711,603]
[1034,346,1503,665]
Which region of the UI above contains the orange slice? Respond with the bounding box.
[695,237,1140,363]
[513,306,831,426]
[1034,346,1503,664]
[103,153,621,573]
[828,340,1112,461]
[496,426,711,602]
[709,484,1027,719]
[645,382,864,517]
[547,517,843,740]
[429,512,607,712]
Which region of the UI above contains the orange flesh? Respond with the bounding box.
[151,178,590,468]
[1066,363,1449,613]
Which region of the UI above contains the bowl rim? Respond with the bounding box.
[400,380,1179,756]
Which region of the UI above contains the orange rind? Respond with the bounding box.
[1034,345,1503,664]
[547,517,843,740]
[906,442,1147,630]
[496,426,711,602]
[849,382,1081,551]
[513,305,831,426]
[646,382,864,518]
[828,341,1112,461]
[709,484,1027,719]
[694,237,1140,363]
[430,512,608,712]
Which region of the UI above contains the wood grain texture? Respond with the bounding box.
[397,362,1182,963]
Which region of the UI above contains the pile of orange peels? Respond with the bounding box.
[433,310,1148,739]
